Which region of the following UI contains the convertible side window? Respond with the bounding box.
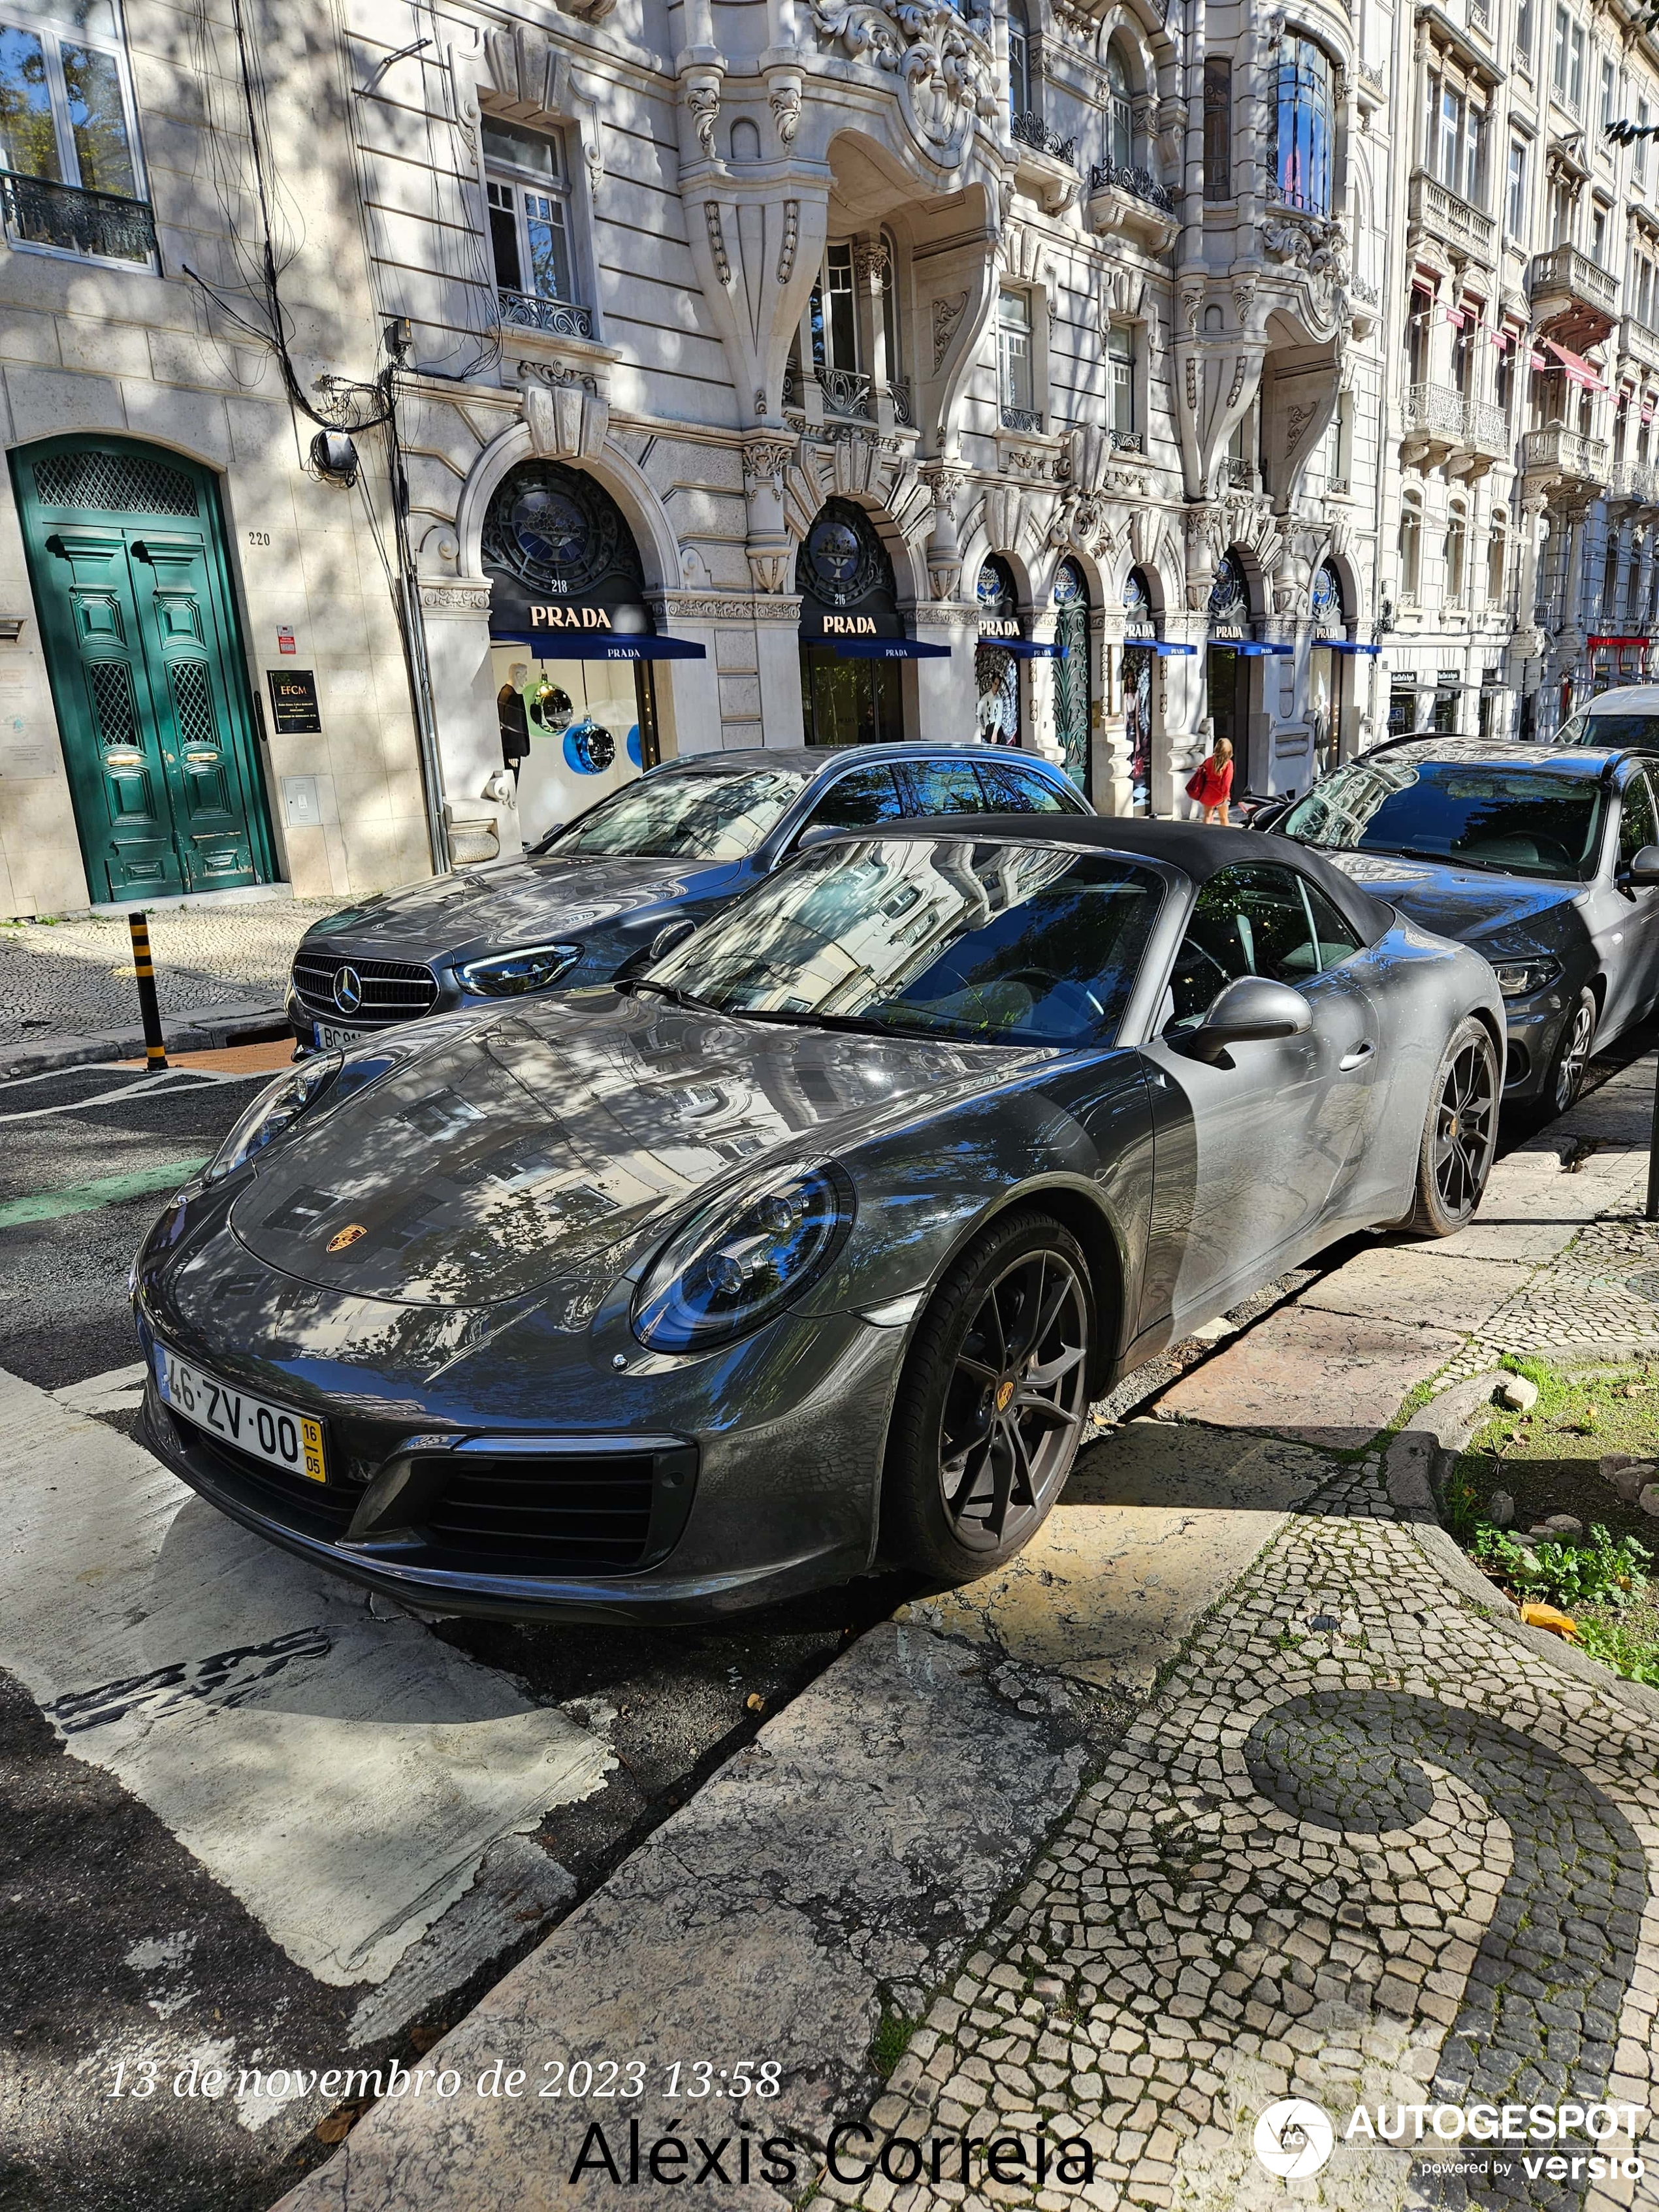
[907,760,986,814]
[1164,865,1320,1027]
[1619,772,1658,869]
[798,765,908,833]
[1302,880,1364,967]
[976,760,1086,813]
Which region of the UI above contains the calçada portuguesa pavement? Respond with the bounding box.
[267,1056,1659,2211]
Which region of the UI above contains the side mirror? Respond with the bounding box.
[527,824,564,857]
[648,918,696,962]
[1180,975,1312,1064]
[795,823,846,852]
[1622,841,1659,888]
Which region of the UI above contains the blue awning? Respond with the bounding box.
[1150,641,1197,656]
[980,638,1068,659]
[1213,641,1293,656]
[834,638,952,660]
[1321,640,1382,655]
[491,632,707,661]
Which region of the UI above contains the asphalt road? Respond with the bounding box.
[0,1056,904,2212]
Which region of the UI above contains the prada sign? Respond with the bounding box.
[528,604,617,632]
[978,616,1022,639]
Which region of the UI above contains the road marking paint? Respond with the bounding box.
[0,1366,615,1986]
[0,1161,209,1225]
[52,1362,149,1415]
[0,1064,276,1125]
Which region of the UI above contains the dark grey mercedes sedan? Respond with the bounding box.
[135,821,1501,1623]
[285,745,1086,1053]
[1270,739,1659,1114]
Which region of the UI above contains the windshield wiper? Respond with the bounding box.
[1360,844,1516,874]
[715,1004,907,1039]
[616,976,724,1014]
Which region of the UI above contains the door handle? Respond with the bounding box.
[1338,1040,1376,1070]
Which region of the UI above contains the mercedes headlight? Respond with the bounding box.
[632,1162,854,1353]
[1491,958,1562,1000]
[205,1053,342,1183]
[456,942,582,997]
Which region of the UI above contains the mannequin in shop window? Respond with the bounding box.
[498,664,531,785]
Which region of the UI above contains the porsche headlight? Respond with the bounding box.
[1491,958,1562,1000]
[632,1162,854,1353]
[204,1053,342,1183]
[456,942,582,997]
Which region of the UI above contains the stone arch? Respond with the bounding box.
[1213,542,1267,621]
[452,417,681,600]
[782,439,933,607]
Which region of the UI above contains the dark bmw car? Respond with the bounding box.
[136,820,1501,1624]
[286,745,1087,1052]
[1270,739,1659,1113]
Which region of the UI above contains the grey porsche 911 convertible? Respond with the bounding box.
[133,820,1503,1622]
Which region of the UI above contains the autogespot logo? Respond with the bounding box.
[1254,2099,1336,2179]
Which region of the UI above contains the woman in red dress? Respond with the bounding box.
[1187,736,1234,824]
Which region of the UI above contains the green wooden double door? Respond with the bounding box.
[12,436,274,901]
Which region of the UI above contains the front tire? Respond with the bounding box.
[1404,1016,1500,1237]
[882,1211,1096,1582]
[1547,986,1597,1117]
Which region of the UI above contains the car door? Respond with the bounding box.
[1137,862,1379,1326]
[1598,768,1659,1039]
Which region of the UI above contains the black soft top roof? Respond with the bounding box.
[841,812,1398,946]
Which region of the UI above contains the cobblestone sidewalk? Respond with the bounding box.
[0,897,334,1064]
[835,1469,1659,2212]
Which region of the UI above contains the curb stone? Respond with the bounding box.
[0,1004,290,1082]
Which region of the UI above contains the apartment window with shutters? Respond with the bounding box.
[1602,56,1617,127]
[997,289,1036,425]
[1400,496,1423,601]
[1408,288,1432,384]
[1008,0,1031,121]
[0,0,150,263]
[1592,205,1608,263]
[811,242,858,371]
[1551,7,1585,108]
[1517,0,1534,62]
[1507,139,1528,235]
[1203,57,1231,200]
[1105,44,1133,168]
[1496,331,1515,413]
[1428,74,1487,204]
[1106,323,1136,443]
[485,119,577,313]
[1488,511,1508,604]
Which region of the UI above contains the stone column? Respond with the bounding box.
[854,239,894,431]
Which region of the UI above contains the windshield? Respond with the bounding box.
[647,837,1161,1048]
[549,767,809,860]
[1280,758,1606,881]
[1557,711,1659,748]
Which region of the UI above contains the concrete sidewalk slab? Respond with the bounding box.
[908,1422,1333,1692]
[1298,1246,1535,1334]
[272,1622,1091,2212]
[1156,1304,1465,1446]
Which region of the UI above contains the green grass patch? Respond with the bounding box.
[871,2009,916,2081]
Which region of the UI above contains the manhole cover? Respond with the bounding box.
[1628,1270,1659,1304]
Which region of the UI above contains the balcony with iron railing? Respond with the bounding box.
[1011,112,1076,165]
[1521,422,1611,486]
[498,289,594,340]
[1085,160,1180,249]
[1407,170,1497,267]
[1087,161,1176,214]
[1001,404,1045,434]
[0,169,156,264]
[1528,245,1619,348]
[1224,455,1257,489]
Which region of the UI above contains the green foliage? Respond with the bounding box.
[871,2009,915,2081]
[1574,1617,1659,1688]
[1472,1522,1651,1611]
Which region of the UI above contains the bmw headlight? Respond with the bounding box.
[204,1053,342,1183]
[632,1162,855,1353]
[456,942,582,997]
[1491,958,1562,1000]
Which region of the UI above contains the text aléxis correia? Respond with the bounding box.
[568,2119,1100,2188]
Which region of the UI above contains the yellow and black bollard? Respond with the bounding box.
[127,910,169,1072]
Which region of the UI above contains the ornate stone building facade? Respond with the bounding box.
[0,0,1390,916]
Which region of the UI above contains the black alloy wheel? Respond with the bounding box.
[1405,1016,1500,1236]
[882,1211,1097,1580]
[1550,987,1597,1117]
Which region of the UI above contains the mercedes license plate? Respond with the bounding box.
[154,1343,327,1483]
[315,1022,368,1050]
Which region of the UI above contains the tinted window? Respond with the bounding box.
[651,838,1161,1048]
[909,761,986,814]
[1620,771,1658,867]
[1559,712,1659,747]
[553,767,808,859]
[1166,866,1318,1027]
[801,765,908,832]
[976,760,1085,813]
[1305,881,1363,965]
[1280,756,1606,880]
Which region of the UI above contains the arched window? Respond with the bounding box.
[1123,566,1154,625]
[1310,561,1343,624]
[1487,509,1508,605]
[1008,0,1031,121]
[1105,43,1134,169]
[1208,550,1251,622]
[1275,35,1335,216]
[1445,505,1467,603]
[1399,496,1423,601]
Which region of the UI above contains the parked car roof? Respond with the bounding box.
[1354,734,1646,775]
[1577,684,1659,714]
[646,743,1068,776]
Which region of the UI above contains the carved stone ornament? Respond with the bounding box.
[1283,400,1319,455]
[420,581,494,613]
[808,0,997,163]
[746,547,794,593]
[686,78,721,161]
[517,359,600,396]
[743,439,796,493]
[768,76,803,145]
[853,238,891,291]
[932,291,968,370]
[704,202,733,286]
[777,200,800,285]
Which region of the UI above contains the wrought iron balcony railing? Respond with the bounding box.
[816,365,872,419]
[1402,380,1469,441]
[1109,428,1143,453]
[0,168,155,264]
[1224,455,1257,488]
[497,289,594,339]
[892,378,914,428]
[1087,161,1178,214]
[1011,112,1076,164]
[1001,404,1045,434]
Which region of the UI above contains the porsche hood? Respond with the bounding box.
[230,995,1029,1307]
[1321,849,1584,944]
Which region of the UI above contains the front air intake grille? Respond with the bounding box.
[291,949,439,1027]
[420,1446,694,1576]
[165,1409,362,1533]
